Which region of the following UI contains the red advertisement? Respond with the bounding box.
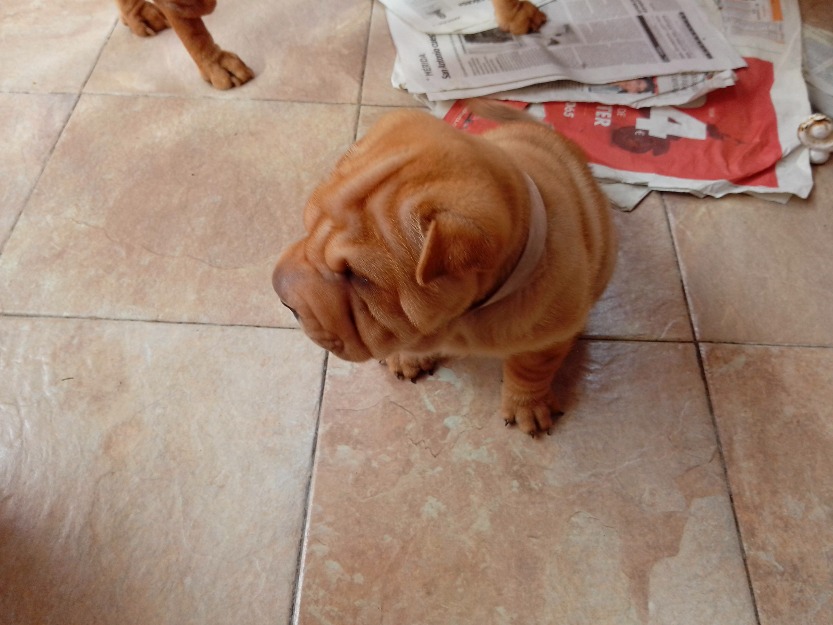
[444,58,783,188]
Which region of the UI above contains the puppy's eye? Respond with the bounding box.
[343,264,370,288]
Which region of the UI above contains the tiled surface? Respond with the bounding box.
[0,0,116,93]
[666,162,833,346]
[300,345,755,624]
[0,96,356,327]
[0,319,324,625]
[1,1,831,624]
[0,93,75,245]
[587,192,692,341]
[702,344,833,625]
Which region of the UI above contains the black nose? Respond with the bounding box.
[282,302,299,321]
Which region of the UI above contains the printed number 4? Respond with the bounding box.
[636,108,707,140]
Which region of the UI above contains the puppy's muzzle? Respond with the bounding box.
[272,257,302,319]
[281,302,299,321]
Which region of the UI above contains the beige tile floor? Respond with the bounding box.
[1,1,831,624]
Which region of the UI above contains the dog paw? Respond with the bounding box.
[199,49,255,89]
[500,1,548,35]
[121,1,169,37]
[384,354,441,382]
[502,390,563,437]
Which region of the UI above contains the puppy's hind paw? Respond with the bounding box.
[120,1,169,37]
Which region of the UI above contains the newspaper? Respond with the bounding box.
[803,24,833,117]
[379,0,555,35]
[388,0,747,103]
[440,0,814,206]
[487,69,737,109]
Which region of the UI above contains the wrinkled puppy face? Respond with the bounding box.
[272,111,521,362]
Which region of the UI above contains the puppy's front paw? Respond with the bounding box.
[498,1,548,35]
[502,390,563,437]
[384,354,441,383]
[199,49,255,90]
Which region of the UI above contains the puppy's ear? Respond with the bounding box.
[416,213,497,286]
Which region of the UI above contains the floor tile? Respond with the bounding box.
[362,2,419,107]
[0,318,323,625]
[297,342,755,624]
[0,93,75,246]
[586,192,692,341]
[0,0,115,93]
[702,343,833,625]
[666,163,833,346]
[0,95,357,326]
[86,0,371,103]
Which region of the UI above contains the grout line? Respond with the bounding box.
[658,193,696,343]
[288,351,329,625]
[76,89,374,106]
[79,17,119,94]
[692,341,764,625]
[660,193,763,625]
[0,17,120,257]
[580,333,696,344]
[355,0,376,112]
[1,310,831,351]
[347,0,377,144]
[0,310,298,332]
[350,104,362,143]
[0,93,81,256]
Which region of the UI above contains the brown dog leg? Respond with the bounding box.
[152,1,254,89]
[491,0,547,35]
[116,0,169,36]
[501,339,575,436]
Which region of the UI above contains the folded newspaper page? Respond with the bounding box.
[379,0,554,35]
[803,24,833,117]
[388,0,746,102]
[483,69,737,109]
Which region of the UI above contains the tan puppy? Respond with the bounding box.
[115,0,253,89]
[273,107,615,436]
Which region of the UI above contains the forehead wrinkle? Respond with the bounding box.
[364,181,418,268]
[330,148,417,211]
